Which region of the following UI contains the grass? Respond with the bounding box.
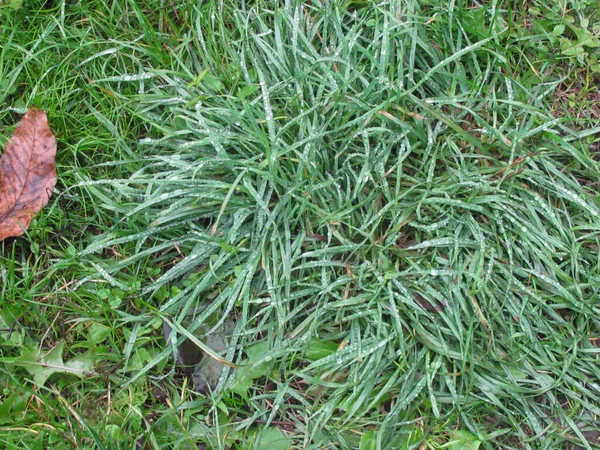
[1,0,600,449]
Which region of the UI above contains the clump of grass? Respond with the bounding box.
[2,1,600,449]
[74,2,600,449]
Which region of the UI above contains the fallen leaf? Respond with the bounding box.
[0,109,57,240]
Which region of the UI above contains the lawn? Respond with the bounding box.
[1,1,600,449]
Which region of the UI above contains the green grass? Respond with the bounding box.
[1,1,600,449]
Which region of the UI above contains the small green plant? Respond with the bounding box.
[523,1,600,72]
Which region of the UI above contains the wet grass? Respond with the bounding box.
[1,1,600,449]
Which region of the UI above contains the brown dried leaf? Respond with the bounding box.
[0,109,57,240]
